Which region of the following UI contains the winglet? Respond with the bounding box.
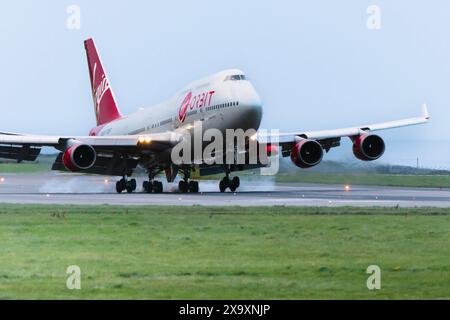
[421,103,430,120]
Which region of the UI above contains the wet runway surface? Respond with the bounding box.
[0,173,449,207]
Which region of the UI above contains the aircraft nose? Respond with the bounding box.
[236,102,263,131]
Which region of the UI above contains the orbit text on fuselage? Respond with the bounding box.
[189,90,215,110]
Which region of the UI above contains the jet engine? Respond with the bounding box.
[62,144,97,171]
[265,144,279,157]
[352,133,385,161]
[290,139,323,168]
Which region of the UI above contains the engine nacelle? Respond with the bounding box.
[290,139,323,168]
[352,134,385,161]
[62,144,97,172]
[265,144,279,157]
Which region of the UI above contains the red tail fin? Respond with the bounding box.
[84,38,121,125]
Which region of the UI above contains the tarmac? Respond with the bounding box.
[0,172,449,207]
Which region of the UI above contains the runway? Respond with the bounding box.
[0,172,449,207]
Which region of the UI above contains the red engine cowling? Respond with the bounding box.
[62,144,97,172]
[290,139,323,168]
[265,144,279,157]
[352,134,385,161]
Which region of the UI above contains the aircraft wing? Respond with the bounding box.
[0,131,181,150]
[0,131,182,175]
[257,105,430,153]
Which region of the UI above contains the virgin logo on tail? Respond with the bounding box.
[84,38,121,126]
[92,62,110,108]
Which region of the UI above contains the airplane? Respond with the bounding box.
[0,38,430,193]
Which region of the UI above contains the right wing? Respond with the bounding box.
[0,131,180,148]
[0,131,182,175]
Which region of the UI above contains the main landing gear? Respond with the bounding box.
[115,167,241,194]
[178,168,199,193]
[178,180,199,193]
[143,180,163,193]
[143,171,163,193]
[116,177,137,193]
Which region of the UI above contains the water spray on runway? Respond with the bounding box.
[38,176,115,193]
[37,175,276,193]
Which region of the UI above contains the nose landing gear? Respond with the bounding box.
[219,176,240,192]
[219,166,240,192]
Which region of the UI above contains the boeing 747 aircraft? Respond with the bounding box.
[0,39,430,193]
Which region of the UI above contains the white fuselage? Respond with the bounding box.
[94,69,263,137]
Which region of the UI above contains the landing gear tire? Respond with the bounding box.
[179,180,188,193]
[116,179,125,193]
[232,176,240,188]
[116,178,136,193]
[126,178,137,193]
[116,180,123,193]
[143,180,149,192]
[152,181,163,193]
[229,176,240,192]
[189,181,199,193]
[219,178,228,193]
[219,176,240,192]
[178,180,199,193]
[143,180,163,193]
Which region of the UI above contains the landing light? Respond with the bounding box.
[138,136,152,144]
[344,185,351,192]
[0,177,4,183]
[104,179,109,184]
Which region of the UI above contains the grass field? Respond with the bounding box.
[0,205,449,299]
[0,162,49,173]
[276,173,450,188]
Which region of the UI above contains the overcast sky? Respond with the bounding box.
[0,1,449,167]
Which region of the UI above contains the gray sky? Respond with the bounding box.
[0,1,449,167]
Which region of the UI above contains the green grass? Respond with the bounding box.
[0,205,449,299]
[276,173,450,188]
[0,162,48,173]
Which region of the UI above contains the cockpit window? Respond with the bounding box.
[225,74,247,81]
